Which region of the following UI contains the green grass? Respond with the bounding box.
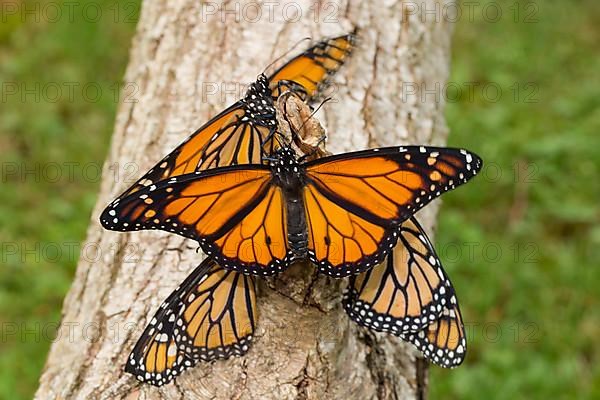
[432,1,600,398]
[0,1,598,399]
[0,1,139,398]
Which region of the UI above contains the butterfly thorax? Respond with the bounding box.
[242,74,276,127]
[270,147,304,192]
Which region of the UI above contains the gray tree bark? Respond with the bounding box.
[36,1,455,399]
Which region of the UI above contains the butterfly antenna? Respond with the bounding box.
[262,36,312,75]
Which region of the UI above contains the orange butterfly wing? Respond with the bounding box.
[125,258,257,386]
[343,217,452,333]
[342,217,467,368]
[101,166,292,276]
[113,76,277,202]
[176,259,257,361]
[303,146,482,276]
[269,31,357,101]
[401,300,466,368]
[343,218,467,367]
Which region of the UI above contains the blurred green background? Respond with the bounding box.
[0,0,598,399]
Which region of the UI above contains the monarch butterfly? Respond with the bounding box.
[125,258,257,386]
[342,217,466,367]
[110,32,356,201]
[101,146,482,277]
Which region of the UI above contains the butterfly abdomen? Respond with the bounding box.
[270,148,309,260]
[286,195,308,259]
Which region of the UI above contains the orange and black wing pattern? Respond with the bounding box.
[107,32,356,220]
[342,217,451,333]
[401,296,467,368]
[303,146,482,277]
[269,31,357,102]
[111,75,277,203]
[175,259,257,362]
[342,217,467,368]
[100,165,293,276]
[125,258,257,386]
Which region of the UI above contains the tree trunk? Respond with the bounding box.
[36,1,455,399]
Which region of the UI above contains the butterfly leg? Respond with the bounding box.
[260,127,287,158]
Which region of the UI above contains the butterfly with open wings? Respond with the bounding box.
[101,145,482,277]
